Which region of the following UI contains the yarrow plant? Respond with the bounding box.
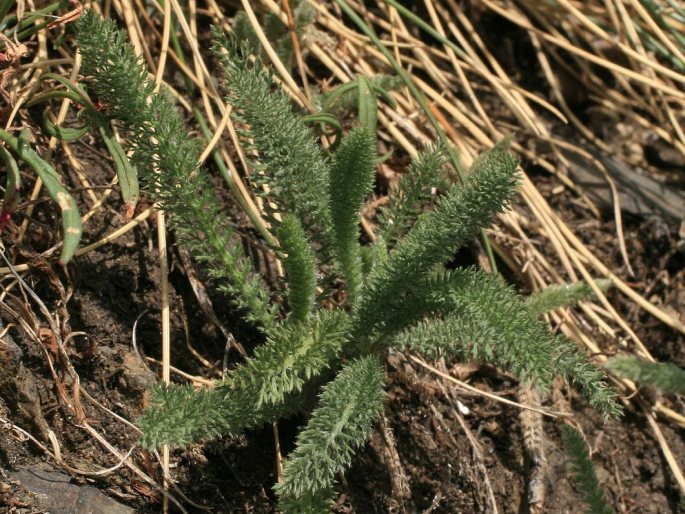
[76,10,620,512]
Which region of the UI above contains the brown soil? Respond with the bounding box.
[2,6,685,514]
[2,122,684,514]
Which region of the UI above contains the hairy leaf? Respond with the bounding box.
[231,310,350,407]
[606,356,685,395]
[275,355,385,499]
[138,381,301,448]
[279,486,337,514]
[328,127,377,306]
[357,140,519,340]
[277,215,317,322]
[562,425,614,514]
[377,143,449,246]
[526,279,611,318]
[77,11,276,329]
[388,268,620,417]
[213,31,333,252]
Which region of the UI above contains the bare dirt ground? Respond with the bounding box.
[1,2,685,513]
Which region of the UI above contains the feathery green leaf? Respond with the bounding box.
[275,355,385,500]
[232,1,316,71]
[139,310,350,448]
[77,10,276,329]
[279,487,337,514]
[526,279,611,318]
[231,310,350,407]
[606,356,685,395]
[328,127,377,306]
[562,425,614,514]
[137,380,302,448]
[377,143,449,246]
[76,11,153,124]
[357,141,519,340]
[277,215,318,323]
[388,268,620,417]
[360,234,389,276]
[213,31,333,250]
[138,384,233,448]
[267,0,315,71]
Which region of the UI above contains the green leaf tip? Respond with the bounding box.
[378,142,449,246]
[606,356,685,396]
[387,267,620,418]
[276,355,385,502]
[137,383,227,448]
[76,9,154,123]
[562,425,614,514]
[77,10,276,329]
[526,279,612,318]
[139,310,351,449]
[278,486,337,514]
[357,141,520,337]
[212,28,333,251]
[230,310,350,407]
[277,215,318,323]
[328,126,377,306]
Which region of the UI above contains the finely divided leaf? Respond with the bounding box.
[562,425,614,514]
[277,215,317,323]
[526,279,611,318]
[357,141,519,338]
[213,32,333,250]
[278,486,337,514]
[77,11,276,329]
[390,268,620,417]
[276,355,385,501]
[328,127,377,306]
[231,310,350,407]
[378,143,449,246]
[606,356,685,396]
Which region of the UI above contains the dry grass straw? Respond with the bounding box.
[263,0,685,496]
[2,0,685,507]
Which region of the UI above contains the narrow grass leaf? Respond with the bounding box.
[0,129,82,264]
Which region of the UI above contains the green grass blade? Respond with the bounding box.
[97,123,139,215]
[41,108,91,141]
[0,129,82,264]
[0,0,15,23]
[0,144,20,218]
[357,75,377,131]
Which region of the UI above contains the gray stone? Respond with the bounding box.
[9,463,137,514]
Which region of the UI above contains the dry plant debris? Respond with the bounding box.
[0,1,683,512]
